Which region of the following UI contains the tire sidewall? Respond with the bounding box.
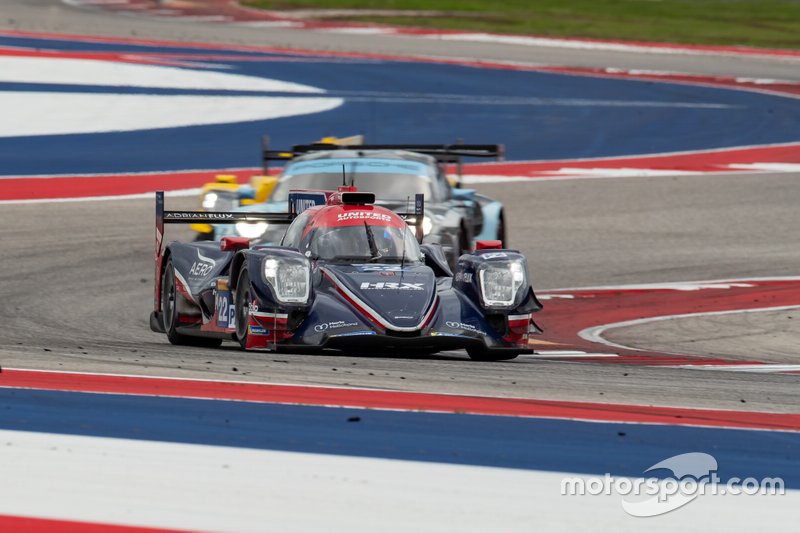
[235,269,251,349]
[161,259,179,339]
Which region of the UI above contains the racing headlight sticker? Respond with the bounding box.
[263,256,310,304]
[479,259,526,308]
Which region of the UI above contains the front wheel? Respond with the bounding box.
[448,226,470,271]
[235,268,252,350]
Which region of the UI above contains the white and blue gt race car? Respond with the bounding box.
[206,142,507,269]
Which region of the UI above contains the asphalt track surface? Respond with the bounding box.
[1,0,799,414]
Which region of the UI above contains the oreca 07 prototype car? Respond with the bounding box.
[150,188,542,360]
[203,141,507,270]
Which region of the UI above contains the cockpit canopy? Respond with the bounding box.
[281,204,423,263]
[270,155,436,202]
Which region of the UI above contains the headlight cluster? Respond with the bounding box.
[235,222,269,239]
[263,256,310,304]
[479,259,527,308]
[422,216,434,236]
[406,216,434,236]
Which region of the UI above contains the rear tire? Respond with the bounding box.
[161,258,222,348]
[466,347,520,361]
[449,226,470,271]
[235,268,251,350]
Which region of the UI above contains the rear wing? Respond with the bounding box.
[292,143,503,161]
[155,190,294,256]
[261,135,504,177]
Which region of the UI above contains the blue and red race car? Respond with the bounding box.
[150,186,542,360]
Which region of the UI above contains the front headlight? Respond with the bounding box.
[422,216,434,236]
[263,256,310,304]
[202,192,218,209]
[479,259,526,308]
[202,191,237,212]
[236,222,269,239]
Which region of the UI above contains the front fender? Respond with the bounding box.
[474,200,503,242]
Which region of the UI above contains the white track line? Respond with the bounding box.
[578,305,800,354]
[523,351,619,359]
[541,276,800,293]
[427,33,800,61]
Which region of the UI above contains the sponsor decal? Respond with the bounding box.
[332,331,377,337]
[360,282,425,290]
[337,211,392,223]
[248,302,259,313]
[354,264,406,272]
[294,198,320,213]
[189,250,217,278]
[314,321,358,333]
[166,212,234,220]
[431,331,470,338]
[445,320,486,336]
[454,272,473,283]
[216,291,231,328]
[289,192,327,215]
[249,325,268,335]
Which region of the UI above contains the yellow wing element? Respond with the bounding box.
[249,175,277,203]
[213,175,238,185]
[317,134,364,146]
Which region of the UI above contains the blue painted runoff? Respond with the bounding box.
[0,34,798,175]
[0,387,797,486]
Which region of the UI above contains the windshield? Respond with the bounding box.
[271,158,434,202]
[300,224,423,263]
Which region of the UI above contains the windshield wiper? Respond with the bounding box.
[363,221,382,262]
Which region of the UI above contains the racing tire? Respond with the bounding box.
[234,268,251,350]
[458,226,470,256]
[466,347,520,361]
[161,258,222,348]
[449,226,470,271]
[497,210,507,246]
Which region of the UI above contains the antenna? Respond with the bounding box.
[401,195,409,269]
[341,164,346,187]
[349,160,357,187]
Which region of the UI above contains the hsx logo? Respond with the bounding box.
[360,282,424,290]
